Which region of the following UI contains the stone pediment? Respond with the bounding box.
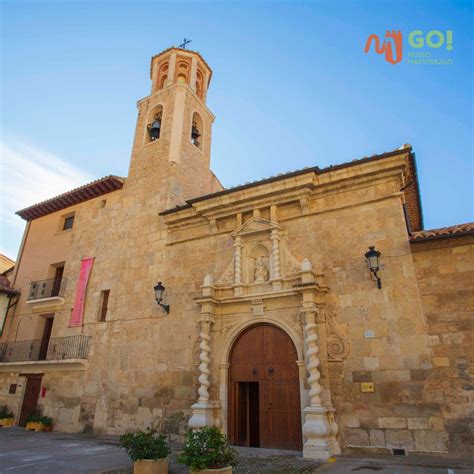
[231,217,282,237]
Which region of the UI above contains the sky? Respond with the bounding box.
[1,0,473,260]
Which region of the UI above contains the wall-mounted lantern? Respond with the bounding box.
[365,246,382,289]
[154,281,169,313]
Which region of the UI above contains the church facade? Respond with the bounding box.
[1,48,472,459]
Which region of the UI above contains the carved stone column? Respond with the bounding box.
[271,229,282,290]
[301,306,334,459]
[234,236,243,296]
[189,275,218,429]
[298,259,340,459]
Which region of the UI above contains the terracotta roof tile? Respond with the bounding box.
[0,274,19,295]
[410,222,474,242]
[16,175,125,221]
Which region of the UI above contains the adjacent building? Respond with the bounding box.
[0,47,472,458]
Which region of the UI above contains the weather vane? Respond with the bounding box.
[179,38,192,49]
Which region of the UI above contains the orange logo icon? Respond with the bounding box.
[365,30,403,64]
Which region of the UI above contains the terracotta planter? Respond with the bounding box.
[0,418,14,427]
[43,425,53,432]
[133,458,168,474]
[191,467,232,474]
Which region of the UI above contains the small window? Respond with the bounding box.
[9,384,17,394]
[99,290,110,322]
[63,215,74,230]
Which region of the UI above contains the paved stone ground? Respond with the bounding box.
[0,428,472,473]
[315,453,473,473]
[0,428,130,473]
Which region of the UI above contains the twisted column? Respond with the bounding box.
[271,229,281,280]
[189,313,216,429]
[301,306,337,459]
[304,318,323,406]
[197,319,211,403]
[234,236,242,285]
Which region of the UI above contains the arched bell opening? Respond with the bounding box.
[191,112,203,150]
[145,104,163,143]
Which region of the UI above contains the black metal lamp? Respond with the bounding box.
[365,246,382,289]
[154,281,169,313]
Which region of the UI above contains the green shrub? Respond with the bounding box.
[40,416,53,426]
[178,427,237,470]
[119,428,170,461]
[26,409,43,423]
[0,405,14,419]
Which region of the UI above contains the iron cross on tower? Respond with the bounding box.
[179,38,192,49]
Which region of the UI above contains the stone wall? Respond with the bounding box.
[411,235,474,454]
[0,373,25,421]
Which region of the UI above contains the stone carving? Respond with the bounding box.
[197,323,211,403]
[271,229,281,280]
[189,314,216,429]
[301,306,341,459]
[324,305,350,361]
[251,299,265,316]
[221,319,238,334]
[234,237,242,285]
[304,316,323,406]
[292,309,305,336]
[215,258,234,287]
[254,256,268,282]
[282,240,302,277]
[215,217,310,289]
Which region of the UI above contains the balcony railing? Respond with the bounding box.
[27,277,68,301]
[0,335,90,363]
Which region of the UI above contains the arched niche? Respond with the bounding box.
[246,243,270,284]
[145,104,163,143]
[196,69,204,99]
[191,111,203,150]
[176,60,190,85]
[157,62,169,90]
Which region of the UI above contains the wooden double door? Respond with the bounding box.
[228,324,303,451]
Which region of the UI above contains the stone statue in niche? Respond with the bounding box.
[254,256,268,282]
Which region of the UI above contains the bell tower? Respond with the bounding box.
[126,47,221,208]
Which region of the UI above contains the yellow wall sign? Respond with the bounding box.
[361,382,375,392]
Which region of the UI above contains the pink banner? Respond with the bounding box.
[69,257,94,327]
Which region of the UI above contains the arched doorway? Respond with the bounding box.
[228,324,302,451]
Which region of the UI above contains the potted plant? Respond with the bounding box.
[178,427,237,473]
[25,409,44,431]
[0,405,15,427]
[119,428,170,474]
[41,416,53,432]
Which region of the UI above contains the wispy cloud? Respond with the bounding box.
[0,134,93,260]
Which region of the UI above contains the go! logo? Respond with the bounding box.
[365,30,453,65]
